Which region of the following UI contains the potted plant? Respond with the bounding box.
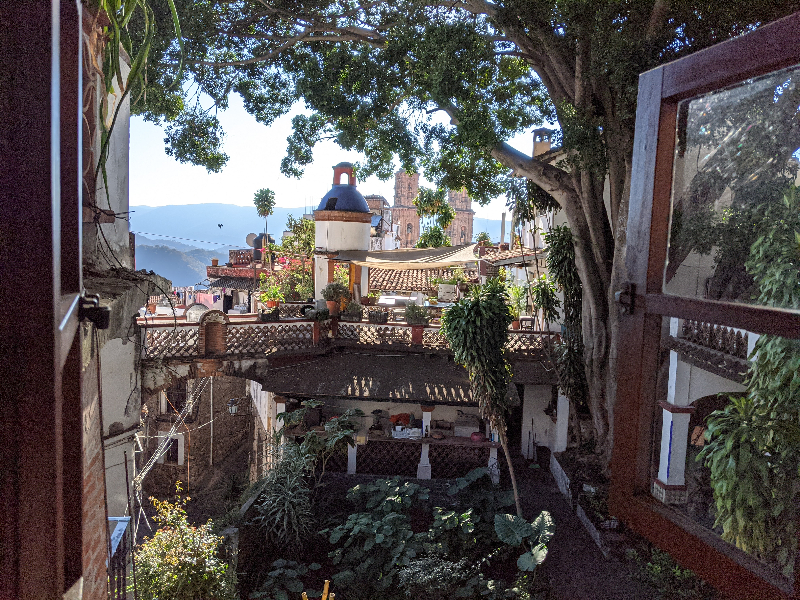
[321,282,349,316]
[508,284,526,329]
[405,303,430,326]
[259,276,285,309]
[361,291,379,306]
[340,301,364,322]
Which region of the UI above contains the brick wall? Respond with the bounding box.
[81,340,110,600]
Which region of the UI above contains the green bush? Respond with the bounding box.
[135,487,237,600]
[397,556,488,600]
[249,559,322,600]
[321,281,350,302]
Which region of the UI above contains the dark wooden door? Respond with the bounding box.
[610,13,800,600]
[0,1,84,597]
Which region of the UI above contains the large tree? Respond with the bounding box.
[131,0,799,460]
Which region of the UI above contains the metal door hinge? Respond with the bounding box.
[79,293,111,329]
[615,282,636,315]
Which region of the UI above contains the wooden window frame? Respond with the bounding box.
[610,13,800,600]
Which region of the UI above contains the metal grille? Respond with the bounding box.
[430,444,490,479]
[357,440,419,477]
[338,323,412,347]
[422,328,449,349]
[144,327,199,358]
[226,323,314,354]
[108,529,128,600]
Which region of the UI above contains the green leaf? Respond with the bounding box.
[530,511,555,545]
[494,513,532,546]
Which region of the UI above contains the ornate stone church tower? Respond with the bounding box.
[445,188,474,245]
[391,170,421,248]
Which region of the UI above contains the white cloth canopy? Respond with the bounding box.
[334,244,478,270]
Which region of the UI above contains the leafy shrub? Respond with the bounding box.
[494,511,554,571]
[249,559,322,600]
[135,487,237,600]
[321,281,349,302]
[251,458,314,555]
[397,556,488,600]
[446,467,515,547]
[627,547,717,600]
[404,303,429,325]
[347,477,430,514]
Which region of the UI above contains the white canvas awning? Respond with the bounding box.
[334,244,478,270]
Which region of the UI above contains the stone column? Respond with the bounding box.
[417,405,435,479]
[347,444,357,474]
[554,392,569,452]
[488,446,500,484]
[653,343,695,504]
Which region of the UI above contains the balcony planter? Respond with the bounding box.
[259,307,279,322]
[511,320,521,330]
[325,300,340,316]
[265,300,279,309]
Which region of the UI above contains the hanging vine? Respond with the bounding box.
[84,0,183,207]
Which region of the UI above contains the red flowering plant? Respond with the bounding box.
[272,256,313,301]
[389,413,411,426]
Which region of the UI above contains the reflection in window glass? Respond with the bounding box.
[652,315,798,580]
[665,64,800,308]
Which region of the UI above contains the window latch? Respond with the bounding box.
[79,293,111,329]
[614,282,636,315]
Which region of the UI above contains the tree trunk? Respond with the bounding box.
[497,424,523,517]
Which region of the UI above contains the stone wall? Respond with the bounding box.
[141,376,252,520]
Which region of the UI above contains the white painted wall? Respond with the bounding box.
[250,380,275,434]
[86,55,132,269]
[521,385,556,456]
[315,220,370,252]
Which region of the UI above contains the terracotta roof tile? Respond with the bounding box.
[368,268,478,292]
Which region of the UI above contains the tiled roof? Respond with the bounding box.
[368,268,478,292]
[480,246,544,265]
[209,276,260,291]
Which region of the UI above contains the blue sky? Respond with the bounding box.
[129,95,539,220]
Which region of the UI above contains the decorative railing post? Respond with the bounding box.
[410,324,424,345]
[313,321,321,345]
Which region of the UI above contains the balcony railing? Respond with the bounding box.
[141,318,559,360]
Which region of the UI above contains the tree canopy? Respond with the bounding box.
[129,0,800,458]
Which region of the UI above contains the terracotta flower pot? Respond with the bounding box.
[511,320,520,330]
[326,300,340,316]
[266,300,279,308]
[471,431,487,443]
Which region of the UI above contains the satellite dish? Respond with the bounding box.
[245,233,257,248]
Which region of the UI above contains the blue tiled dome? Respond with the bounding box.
[316,184,370,213]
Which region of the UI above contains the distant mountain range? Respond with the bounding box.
[131,203,507,288]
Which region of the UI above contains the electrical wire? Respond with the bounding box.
[132,231,244,247]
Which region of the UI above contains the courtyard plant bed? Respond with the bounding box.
[232,401,557,599]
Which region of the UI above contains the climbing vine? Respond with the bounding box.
[441,277,522,516]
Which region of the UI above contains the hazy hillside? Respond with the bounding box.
[131,203,507,249]
[131,204,508,287]
[130,203,307,250]
[135,244,210,287]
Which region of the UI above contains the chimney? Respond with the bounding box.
[533,128,553,157]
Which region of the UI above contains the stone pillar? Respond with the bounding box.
[313,255,328,300]
[653,348,695,504]
[554,392,569,452]
[488,446,500,484]
[347,444,357,474]
[417,405,435,479]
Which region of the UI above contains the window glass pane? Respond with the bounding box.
[650,315,797,581]
[664,63,800,309]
